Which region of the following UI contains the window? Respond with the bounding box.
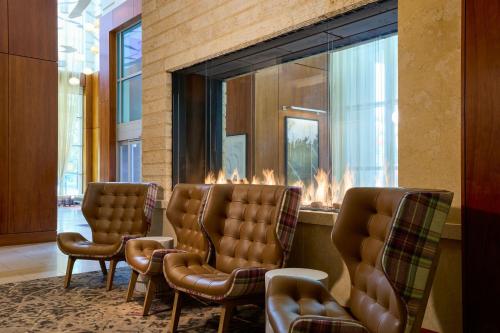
[58,71,84,196]
[117,22,142,182]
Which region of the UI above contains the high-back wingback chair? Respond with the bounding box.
[125,184,211,315]
[164,184,302,333]
[267,187,453,333]
[57,182,158,291]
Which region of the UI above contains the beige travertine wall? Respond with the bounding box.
[141,0,462,332]
[398,0,462,224]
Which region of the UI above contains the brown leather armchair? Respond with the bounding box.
[163,184,302,333]
[57,182,158,291]
[125,183,211,315]
[266,187,453,333]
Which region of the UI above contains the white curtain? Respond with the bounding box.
[58,70,83,195]
[330,34,398,187]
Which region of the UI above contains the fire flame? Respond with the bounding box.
[205,168,356,210]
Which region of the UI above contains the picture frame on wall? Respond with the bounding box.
[223,134,246,178]
[285,117,319,186]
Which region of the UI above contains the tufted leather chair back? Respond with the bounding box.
[166,184,211,261]
[333,188,408,333]
[202,184,289,273]
[82,183,151,245]
[332,187,452,333]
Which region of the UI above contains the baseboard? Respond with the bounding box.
[0,230,57,246]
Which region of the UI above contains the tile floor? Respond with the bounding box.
[0,206,127,284]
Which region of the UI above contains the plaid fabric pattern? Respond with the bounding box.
[196,186,214,263]
[276,187,302,266]
[382,191,453,333]
[165,266,268,301]
[290,316,369,333]
[144,183,159,229]
[224,267,268,298]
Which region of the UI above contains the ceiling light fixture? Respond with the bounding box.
[68,77,80,86]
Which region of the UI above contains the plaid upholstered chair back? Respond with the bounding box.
[201,184,301,274]
[332,188,453,333]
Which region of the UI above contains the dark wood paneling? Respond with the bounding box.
[0,230,56,246]
[279,54,328,111]
[99,0,141,181]
[0,54,7,234]
[0,0,7,53]
[9,56,57,234]
[226,74,254,176]
[8,0,57,61]
[254,66,279,176]
[184,74,207,183]
[463,0,500,331]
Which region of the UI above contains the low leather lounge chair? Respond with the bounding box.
[164,184,302,333]
[57,182,158,290]
[125,183,211,315]
[267,187,453,333]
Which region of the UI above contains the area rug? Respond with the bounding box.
[0,268,265,332]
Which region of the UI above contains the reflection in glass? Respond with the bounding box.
[121,24,142,77]
[119,142,129,182]
[120,75,142,123]
[286,118,319,186]
[131,141,142,182]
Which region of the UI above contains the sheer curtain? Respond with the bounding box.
[58,70,83,195]
[330,34,398,187]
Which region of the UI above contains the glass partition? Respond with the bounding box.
[173,6,398,210]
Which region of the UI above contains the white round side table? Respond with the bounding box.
[133,236,174,293]
[265,268,329,333]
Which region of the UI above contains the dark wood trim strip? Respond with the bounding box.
[0,231,56,246]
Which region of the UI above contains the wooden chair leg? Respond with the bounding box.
[99,259,107,275]
[126,270,139,302]
[168,290,183,333]
[64,256,76,289]
[106,259,118,291]
[142,276,157,316]
[218,303,235,333]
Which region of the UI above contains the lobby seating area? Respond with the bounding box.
[25,182,450,333]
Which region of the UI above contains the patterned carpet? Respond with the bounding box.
[0,268,265,332]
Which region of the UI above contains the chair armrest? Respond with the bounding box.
[290,316,369,333]
[109,234,143,258]
[224,267,269,298]
[145,248,185,275]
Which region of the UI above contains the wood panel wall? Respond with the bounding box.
[0,0,7,53]
[254,67,279,176]
[0,0,58,245]
[226,74,254,177]
[0,54,8,235]
[463,0,500,331]
[98,0,141,181]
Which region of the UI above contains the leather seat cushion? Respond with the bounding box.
[267,276,355,333]
[57,232,121,257]
[125,239,165,273]
[164,252,232,297]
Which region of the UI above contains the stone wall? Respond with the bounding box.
[141,0,376,194]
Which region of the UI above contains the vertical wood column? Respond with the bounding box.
[0,0,58,245]
[463,0,500,331]
[0,54,8,234]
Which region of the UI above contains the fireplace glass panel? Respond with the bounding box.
[173,6,398,209]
